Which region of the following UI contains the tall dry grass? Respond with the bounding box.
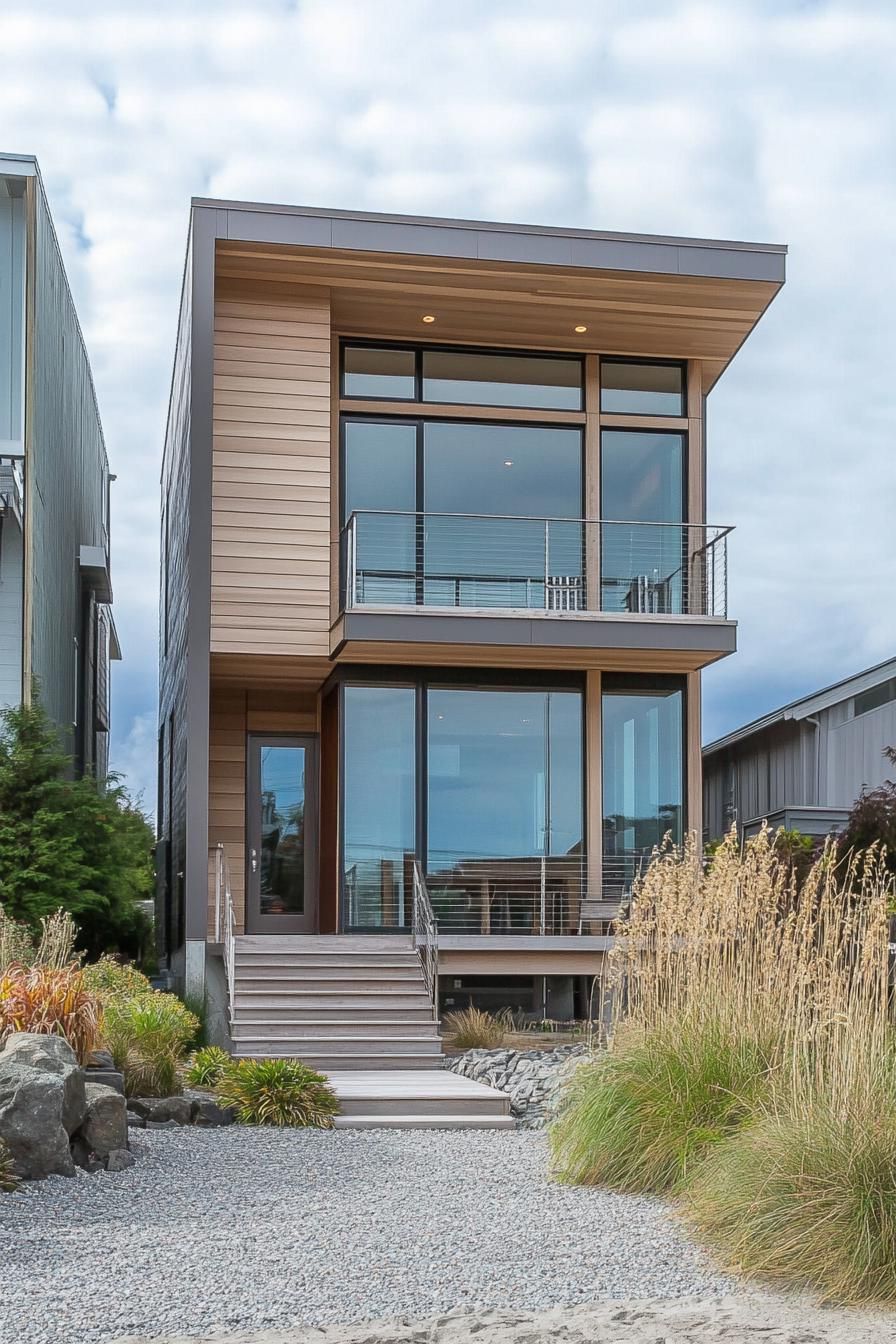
[552,828,896,1301]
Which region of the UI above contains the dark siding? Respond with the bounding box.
[27,176,109,769]
[157,232,192,964]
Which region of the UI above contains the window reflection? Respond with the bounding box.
[342,686,416,927]
[601,430,684,614]
[258,746,306,916]
[422,349,582,410]
[600,361,685,415]
[602,681,684,894]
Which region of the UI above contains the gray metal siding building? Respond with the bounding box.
[0,154,118,774]
[703,657,896,840]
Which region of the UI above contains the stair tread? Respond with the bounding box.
[333,1114,515,1129]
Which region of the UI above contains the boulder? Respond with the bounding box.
[0,1059,75,1179]
[126,1111,146,1129]
[78,1082,128,1158]
[191,1097,235,1127]
[1,1033,87,1135]
[106,1149,136,1172]
[87,1049,115,1070]
[128,1096,193,1125]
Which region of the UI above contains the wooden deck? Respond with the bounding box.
[327,1069,514,1129]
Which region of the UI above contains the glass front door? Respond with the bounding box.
[246,735,318,934]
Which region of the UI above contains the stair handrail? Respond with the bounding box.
[412,860,439,1021]
[213,843,236,1025]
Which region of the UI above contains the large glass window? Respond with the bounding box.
[422,349,582,410]
[343,419,417,604]
[600,360,685,416]
[342,686,416,927]
[601,430,685,614]
[342,417,584,610]
[340,680,585,933]
[423,422,583,607]
[602,680,684,893]
[426,687,583,933]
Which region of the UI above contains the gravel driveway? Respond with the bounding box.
[0,1127,732,1344]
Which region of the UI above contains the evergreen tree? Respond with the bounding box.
[0,699,154,960]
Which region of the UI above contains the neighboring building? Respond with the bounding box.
[157,197,785,1058]
[703,656,896,840]
[0,154,118,776]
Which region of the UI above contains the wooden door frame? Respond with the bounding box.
[245,732,319,934]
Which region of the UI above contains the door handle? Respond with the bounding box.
[250,848,258,873]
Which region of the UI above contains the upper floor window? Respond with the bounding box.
[342,342,583,411]
[854,677,896,718]
[600,360,685,416]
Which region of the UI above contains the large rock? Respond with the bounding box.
[0,1058,75,1179]
[78,1082,128,1158]
[128,1096,193,1124]
[2,1033,87,1135]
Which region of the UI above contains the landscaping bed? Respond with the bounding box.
[444,1044,586,1126]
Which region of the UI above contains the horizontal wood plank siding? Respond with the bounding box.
[211,283,332,658]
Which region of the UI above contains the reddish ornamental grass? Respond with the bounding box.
[0,963,103,1064]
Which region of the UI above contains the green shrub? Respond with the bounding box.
[687,1094,896,1304]
[103,993,200,1098]
[216,1058,339,1128]
[82,955,153,1002]
[443,1006,507,1049]
[550,1025,772,1195]
[0,1139,19,1192]
[185,1045,231,1087]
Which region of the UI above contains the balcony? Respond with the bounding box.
[341,511,730,620]
[344,847,652,937]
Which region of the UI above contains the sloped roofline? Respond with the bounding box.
[704,655,896,756]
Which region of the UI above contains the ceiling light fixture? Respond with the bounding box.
[422,314,436,323]
[504,459,513,467]
[574,324,588,334]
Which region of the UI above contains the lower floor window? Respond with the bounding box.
[341,672,684,930]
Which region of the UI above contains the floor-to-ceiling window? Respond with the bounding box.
[601,676,684,893]
[340,676,584,933]
[342,685,416,927]
[340,343,585,612]
[600,429,685,614]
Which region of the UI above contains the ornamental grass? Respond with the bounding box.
[443,1005,508,1049]
[550,829,896,1304]
[216,1058,339,1128]
[0,963,103,1064]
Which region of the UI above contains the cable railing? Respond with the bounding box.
[341,511,731,619]
[212,843,236,1025]
[343,844,658,936]
[411,861,439,1020]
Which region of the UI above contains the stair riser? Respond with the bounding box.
[334,1116,515,1130]
[232,1021,440,1038]
[234,994,433,1011]
[232,1037,441,1056]
[232,1052,445,1069]
[236,936,412,949]
[234,978,425,994]
[231,1003,435,1022]
[337,1095,509,1118]
[236,954,421,967]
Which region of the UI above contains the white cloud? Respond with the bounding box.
[0,0,893,777]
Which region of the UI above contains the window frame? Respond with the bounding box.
[340,338,586,413]
[599,356,688,418]
[336,667,586,931]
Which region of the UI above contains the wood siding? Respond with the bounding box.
[211,281,331,659]
[208,685,319,935]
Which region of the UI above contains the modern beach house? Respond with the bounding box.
[156,198,785,1070]
[0,154,117,777]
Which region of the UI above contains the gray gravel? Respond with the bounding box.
[0,1127,732,1344]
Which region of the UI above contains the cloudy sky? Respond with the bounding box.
[2,0,894,809]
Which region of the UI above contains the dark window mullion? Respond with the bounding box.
[415,420,425,605]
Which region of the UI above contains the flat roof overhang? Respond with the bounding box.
[199,198,786,389]
[331,609,737,674]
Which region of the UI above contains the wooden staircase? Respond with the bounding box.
[231,934,444,1071]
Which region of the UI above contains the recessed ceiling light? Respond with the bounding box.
[503,459,513,467]
[574,324,588,334]
[422,314,436,323]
